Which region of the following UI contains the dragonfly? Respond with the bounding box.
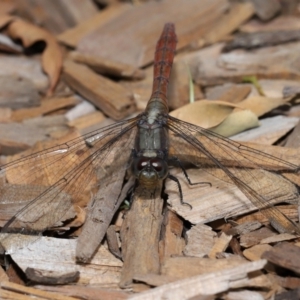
[0,23,300,259]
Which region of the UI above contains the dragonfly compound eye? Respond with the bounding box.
[137,157,149,171]
[151,158,168,179]
[132,157,149,177]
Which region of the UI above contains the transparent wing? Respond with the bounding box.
[0,116,139,250]
[167,115,300,234]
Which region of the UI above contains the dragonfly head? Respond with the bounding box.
[132,157,168,187]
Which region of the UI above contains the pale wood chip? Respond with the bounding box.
[260,233,297,244]
[161,256,246,279]
[184,224,216,257]
[2,236,122,286]
[209,232,232,258]
[0,55,48,91]
[185,42,300,86]
[243,244,273,261]
[0,76,40,110]
[225,290,264,300]
[128,260,267,300]
[231,116,299,145]
[167,167,299,227]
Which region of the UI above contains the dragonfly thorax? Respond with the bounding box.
[132,157,168,188]
[145,100,168,124]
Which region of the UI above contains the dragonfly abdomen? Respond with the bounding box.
[146,23,177,116]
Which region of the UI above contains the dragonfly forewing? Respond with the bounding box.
[0,117,138,251]
[167,116,300,234]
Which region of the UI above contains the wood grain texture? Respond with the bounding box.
[120,184,164,288]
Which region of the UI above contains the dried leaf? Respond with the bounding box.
[239,96,292,117]
[0,16,62,95]
[170,100,259,137]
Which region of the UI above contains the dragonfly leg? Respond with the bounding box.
[128,180,138,206]
[170,157,212,187]
[114,180,137,211]
[168,174,192,209]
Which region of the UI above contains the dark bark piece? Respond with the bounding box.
[272,274,300,289]
[250,0,281,21]
[275,288,300,300]
[284,116,300,149]
[63,60,136,120]
[229,237,243,257]
[107,225,122,259]
[6,262,25,285]
[280,0,299,15]
[285,120,300,148]
[25,268,79,285]
[283,85,300,98]
[262,242,300,274]
[240,227,277,248]
[0,264,8,282]
[76,174,134,263]
[225,221,262,236]
[223,30,300,52]
[0,140,30,156]
[242,244,276,274]
[119,184,164,288]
